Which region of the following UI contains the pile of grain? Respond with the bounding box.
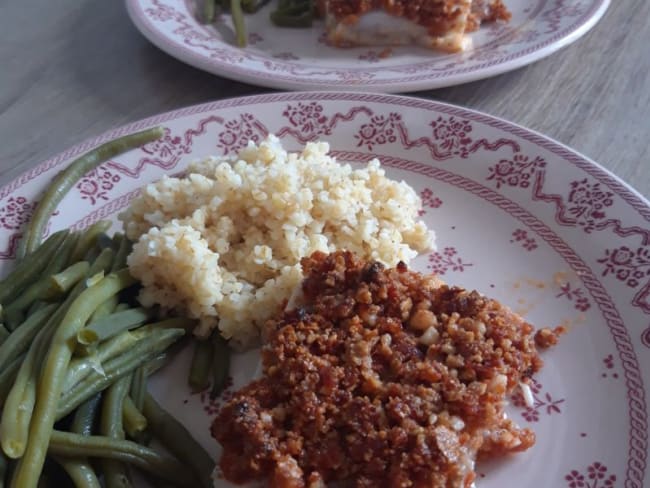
[120,135,434,347]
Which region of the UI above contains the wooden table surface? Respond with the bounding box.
[0,0,648,198]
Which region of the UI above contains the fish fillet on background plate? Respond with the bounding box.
[319,0,511,52]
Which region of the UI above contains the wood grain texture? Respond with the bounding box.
[0,0,648,198]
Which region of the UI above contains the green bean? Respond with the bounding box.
[144,353,170,376]
[0,354,24,409]
[83,245,100,265]
[111,234,131,273]
[87,248,115,278]
[203,0,216,22]
[97,232,115,251]
[64,331,139,393]
[100,375,132,488]
[79,308,151,347]
[114,303,130,313]
[0,303,57,371]
[88,295,118,324]
[210,334,230,398]
[130,366,147,411]
[69,221,112,264]
[10,269,137,488]
[231,0,247,46]
[20,128,163,258]
[2,233,77,323]
[51,262,90,294]
[241,0,271,13]
[133,317,196,337]
[0,326,8,346]
[0,230,68,304]
[2,310,23,333]
[0,450,6,488]
[188,339,212,393]
[26,300,48,316]
[270,9,313,27]
[2,285,89,449]
[71,394,102,437]
[2,286,85,436]
[270,0,313,26]
[57,328,185,420]
[122,396,147,439]
[143,393,214,488]
[48,430,194,487]
[67,395,103,487]
[54,457,101,488]
[0,321,55,459]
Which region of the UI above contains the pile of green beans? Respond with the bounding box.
[200,0,315,47]
[0,128,216,488]
[0,226,213,487]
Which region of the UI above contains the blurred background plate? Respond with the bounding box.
[125,0,610,92]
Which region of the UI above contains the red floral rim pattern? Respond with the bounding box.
[1,92,646,485]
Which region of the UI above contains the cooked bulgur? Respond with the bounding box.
[120,136,434,347]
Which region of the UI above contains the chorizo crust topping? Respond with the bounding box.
[324,0,511,32]
[212,251,557,487]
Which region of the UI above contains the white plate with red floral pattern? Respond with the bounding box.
[2,92,648,486]
[125,0,610,92]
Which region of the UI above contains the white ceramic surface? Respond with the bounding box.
[125,0,610,92]
[2,92,647,487]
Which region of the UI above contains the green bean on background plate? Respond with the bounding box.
[231,0,247,47]
[18,127,163,258]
